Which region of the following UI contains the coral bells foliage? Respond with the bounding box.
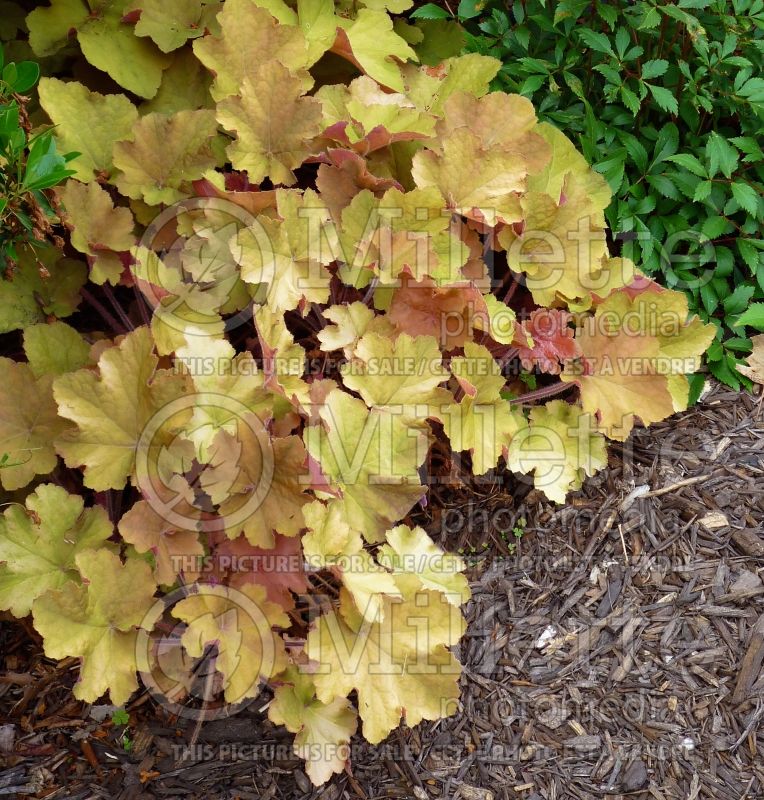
[0,0,715,785]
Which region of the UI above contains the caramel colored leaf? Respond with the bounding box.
[193,0,309,101]
[23,321,90,378]
[217,64,322,186]
[174,583,289,703]
[0,484,114,617]
[0,360,70,490]
[269,666,358,786]
[307,576,464,744]
[56,180,135,285]
[32,549,157,705]
[304,390,429,542]
[37,78,138,182]
[28,0,171,98]
[113,110,222,205]
[53,327,191,490]
[506,400,607,503]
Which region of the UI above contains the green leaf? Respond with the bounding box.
[734,303,764,330]
[620,134,648,173]
[646,174,680,200]
[705,132,739,179]
[723,285,756,315]
[23,132,72,191]
[597,3,618,28]
[737,77,764,103]
[645,83,679,115]
[620,85,641,115]
[563,71,584,99]
[638,6,661,28]
[730,136,764,163]
[686,372,706,406]
[708,353,741,389]
[632,195,656,215]
[577,28,615,57]
[652,123,679,163]
[410,3,450,19]
[553,0,589,24]
[614,27,630,58]
[111,708,130,726]
[593,64,621,84]
[457,0,483,20]
[0,103,20,142]
[693,180,713,201]
[11,61,40,93]
[700,215,727,240]
[665,153,707,177]
[519,74,545,95]
[700,283,718,315]
[641,59,669,79]
[731,182,759,216]
[738,239,762,272]
[724,337,753,353]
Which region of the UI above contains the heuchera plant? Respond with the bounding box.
[0,0,715,785]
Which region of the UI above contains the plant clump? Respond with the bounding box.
[0,0,715,785]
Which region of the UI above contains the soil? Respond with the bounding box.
[1,384,763,800]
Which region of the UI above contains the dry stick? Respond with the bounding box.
[187,643,220,752]
[643,474,711,498]
[510,381,574,405]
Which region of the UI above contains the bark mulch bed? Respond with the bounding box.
[1,384,763,800]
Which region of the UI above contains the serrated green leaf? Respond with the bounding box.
[708,353,741,389]
[723,284,756,315]
[734,303,764,330]
[730,136,764,163]
[700,215,728,240]
[665,153,707,177]
[652,123,679,163]
[693,180,713,201]
[592,64,622,84]
[638,6,662,28]
[737,77,764,103]
[731,181,759,216]
[620,85,641,115]
[646,174,681,200]
[620,134,648,173]
[738,239,762,272]
[706,131,739,179]
[615,27,630,58]
[577,28,615,57]
[641,59,669,79]
[645,82,679,115]
[700,282,719,315]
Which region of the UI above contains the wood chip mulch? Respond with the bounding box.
[1,384,763,800]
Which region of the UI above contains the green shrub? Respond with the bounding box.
[417,0,764,390]
[0,43,75,267]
